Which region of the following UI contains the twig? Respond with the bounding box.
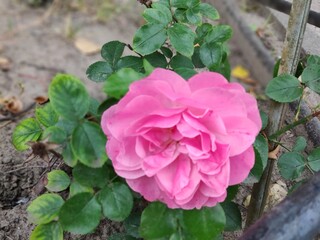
[0,103,36,122]
[270,110,320,140]
[0,165,46,175]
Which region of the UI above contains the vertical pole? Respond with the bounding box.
[245,0,312,228]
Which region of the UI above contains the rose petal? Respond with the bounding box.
[229,146,255,185]
[218,116,259,156]
[188,72,228,91]
[155,155,192,197]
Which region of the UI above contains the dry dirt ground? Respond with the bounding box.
[0,1,144,239]
[0,0,317,239]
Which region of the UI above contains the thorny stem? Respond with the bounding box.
[270,111,320,140]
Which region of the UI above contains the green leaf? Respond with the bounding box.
[140,202,178,239]
[293,136,307,152]
[157,0,170,7]
[174,68,197,80]
[260,110,268,130]
[246,149,264,183]
[152,2,172,19]
[186,7,202,25]
[200,42,222,69]
[195,23,213,44]
[124,212,141,238]
[55,118,77,135]
[73,163,109,188]
[35,103,59,127]
[278,152,306,180]
[69,180,94,198]
[86,61,114,82]
[116,56,143,72]
[71,121,107,168]
[160,47,173,58]
[167,23,196,57]
[254,134,268,169]
[273,58,281,78]
[143,5,172,26]
[59,193,101,234]
[30,222,63,240]
[301,64,320,93]
[97,97,119,115]
[182,205,225,240]
[133,24,167,55]
[221,202,242,231]
[27,193,64,225]
[101,41,126,68]
[46,170,71,192]
[143,59,155,75]
[98,183,133,221]
[171,0,199,8]
[170,54,194,69]
[307,55,320,65]
[198,3,219,20]
[88,97,100,118]
[265,74,303,103]
[204,25,232,43]
[12,118,42,151]
[42,126,67,143]
[215,51,231,80]
[307,148,320,172]
[62,142,77,167]
[144,51,167,68]
[192,46,205,68]
[49,74,90,120]
[174,8,188,23]
[104,68,144,99]
[226,185,239,201]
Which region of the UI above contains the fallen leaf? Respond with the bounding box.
[74,38,100,55]
[3,96,23,113]
[34,96,49,105]
[231,65,256,85]
[268,145,280,160]
[232,65,249,79]
[0,57,11,71]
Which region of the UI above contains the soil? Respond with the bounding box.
[0,1,143,239]
[0,0,318,239]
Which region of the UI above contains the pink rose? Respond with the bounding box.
[101,69,261,209]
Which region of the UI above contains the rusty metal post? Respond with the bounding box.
[245,0,312,228]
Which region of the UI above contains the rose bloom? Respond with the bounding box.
[101,68,261,209]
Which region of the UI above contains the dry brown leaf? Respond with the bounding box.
[268,145,280,160]
[3,96,23,113]
[34,96,49,105]
[74,38,100,55]
[0,57,11,71]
